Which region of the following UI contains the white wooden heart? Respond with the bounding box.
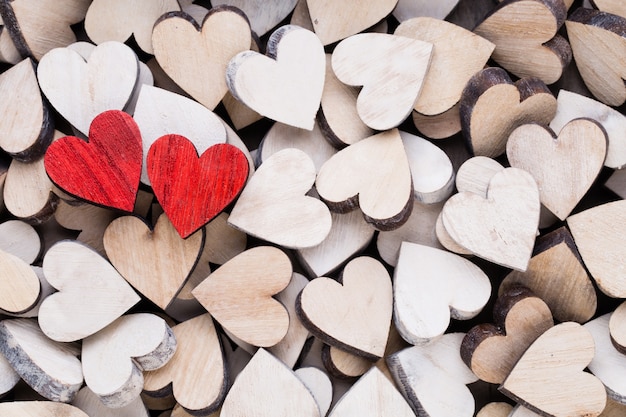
[212,0,298,36]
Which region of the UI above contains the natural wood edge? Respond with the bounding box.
[316,107,349,149]
[532,226,582,262]
[568,6,626,36]
[474,0,567,30]
[460,323,502,370]
[492,285,536,327]
[0,0,31,59]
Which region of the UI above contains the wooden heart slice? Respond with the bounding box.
[568,200,626,297]
[84,0,180,54]
[296,256,392,359]
[144,314,226,415]
[221,349,320,417]
[507,119,607,220]
[0,401,88,417]
[331,33,432,130]
[0,220,39,264]
[148,136,249,239]
[387,333,478,417]
[474,0,571,84]
[227,25,325,130]
[38,241,140,342]
[229,148,331,249]
[152,7,251,110]
[412,103,462,139]
[133,85,227,186]
[460,67,557,157]
[4,157,56,223]
[0,319,83,402]
[307,0,396,45]
[566,8,626,106]
[0,249,40,314]
[462,286,554,384]
[105,212,202,311]
[316,129,413,231]
[44,110,142,212]
[395,17,495,116]
[54,200,117,256]
[500,322,606,417]
[82,313,176,407]
[37,41,138,135]
[0,58,53,161]
[442,167,540,271]
[192,246,291,347]
[212,0,297,36]
[593,0,626,17]
[72,386,149,417]
[394,242,491,345]
[295,367,332,416]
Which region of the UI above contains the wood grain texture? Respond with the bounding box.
[84,0,180,54]
[0,58,53,161]
[394,242,491,345]
[0,319,83,402]
[152,7,251,110]
[143,314,226,416]
[44,110,142,212]
[297,256,392,360]
[551,89,626,169]
[500,322,606,417]
[331,33,432,130]
[593,0,626,17]
[38,241,140,342]
[460,67,557,157]
[37,41,138,136]
[435,211,474,255]
[192,246,291,347]
[323,344,373,379]
[54,200,117,256]
[412,103,462,139]
[474,0,571,84]
[0,249,40,314]
[316,129,413,231]
[0,401,89,417]
[456,155,504,197]
[387,333,478,417]
[229,149,332,249]
[212,0,297,36]
[4,157,57,223]
[148,138,248,239]
[72,386,150,417]
[507,119,607,220]
[566,8,626,106]
[501,227,596,323]
[395,17,494,116]
[221,349,320,417]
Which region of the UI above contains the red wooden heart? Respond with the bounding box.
[147,135,249,238]
[44,110,142,212]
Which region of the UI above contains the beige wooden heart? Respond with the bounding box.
[442,168,540,271]
[192,246,291,347]
[229,149,331,249]
[593,0,626,17]
[507,119,607,220]
[500,322,606,417]
[296,256,392,359]
[152,7,251,110]
[0,249,40,314]
[212,0,297,36]
[227,25,325,130]
[72,386,150,417]
[103,214,203,310]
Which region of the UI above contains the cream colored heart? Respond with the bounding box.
[229,148,331,249]
[332,33,432,130]
[152,7,251,110]
[0,249,40,314]
[442,168,540,271]
[227,25,325,130]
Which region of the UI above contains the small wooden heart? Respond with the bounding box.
[296,256,392,360]
[0,249,40,314]
[44,110,142,213]
[147,136,249,239]
[4,156,56,222]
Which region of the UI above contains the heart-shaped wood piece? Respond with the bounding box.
[316,129,413,231]
[0,249,40,314]
[331,33,433,130]
[566,8,626,107]
[460,67,557,157]
[4,156,56,223]
[593,0,626,17]
[609,301,626,354]
[44,110,142,212]
[72,386,149,417]
[0,401,88,417]
[442,167,540,271]
[147,136,248,239]
[507,119,607,220]
[474,0,571,84]
[192,246,291,347]
[38,241,140,342]
[227,25,325,130]
[393,0,460,21]
[152,7,251,110]
[82,313,176,407]
[394,242,491,345]
[462,286,554,384]
[500,322,606,417]
[104,213,202,310]
[37,41,138,135]
[297,256,392,360]
[212,0,297,36]
[229,148,331,249]
[221,349,320,417]
[144,314,226,415]
[307,0,397,45]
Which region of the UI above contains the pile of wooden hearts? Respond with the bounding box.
[2,0,626,416]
